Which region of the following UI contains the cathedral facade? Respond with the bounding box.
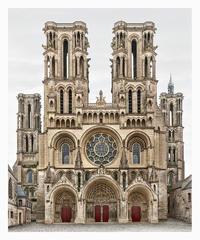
[13,21,185,224]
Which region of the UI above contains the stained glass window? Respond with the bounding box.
[86,133,117,165]
[27,170,33,183]
[62,143,70,164]
[132,143,141,164]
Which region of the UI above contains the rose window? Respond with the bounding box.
[86,133,118,165]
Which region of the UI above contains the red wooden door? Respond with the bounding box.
[95,205,101,222]
[102,205,109,222]
[131,206,141,222]
[61,207,72,222]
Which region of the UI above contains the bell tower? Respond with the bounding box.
[111,21,157,120]
[15,93,41,221]
[160,75,184,185]
[42,21,90,130]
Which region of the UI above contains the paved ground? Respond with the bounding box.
[8,218,191,232]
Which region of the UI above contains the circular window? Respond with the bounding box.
[86,133,118,165]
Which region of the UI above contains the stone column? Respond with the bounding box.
[118,198,128,223]
[75,199,85,223]
[45,200,53,224]
[150,200,158,223]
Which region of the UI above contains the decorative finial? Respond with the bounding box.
[168,73,174,94]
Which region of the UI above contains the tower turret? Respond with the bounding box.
[160,75,184,185]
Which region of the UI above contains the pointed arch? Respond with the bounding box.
[80,56,84,77]
[26,169,33,183]
[131,39,137,79]
[68,88,72,114]
[128,89,132,113]
[25,134,29,152]
[144,56,148,77]
[28,104,31,128]
[52,56,55,77]
[137,89,141,113]
[60,89,64,114]
[63,39,68,79]
[56,119,60,128]
[31,134,34,152]
[116,56,120,78]
[169,103,173,126]
[71,119,75,128]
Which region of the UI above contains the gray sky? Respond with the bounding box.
[8,8,192,176]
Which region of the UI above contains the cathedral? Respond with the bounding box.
[12,20,185,224]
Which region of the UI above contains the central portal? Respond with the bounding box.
[94,205,109,222]
[86,180,118,223]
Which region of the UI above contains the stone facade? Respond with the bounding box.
[168,175,192,223]
[12,20,190,224]
[8,165,32,226]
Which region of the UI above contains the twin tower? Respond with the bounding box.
[15,21,184,221]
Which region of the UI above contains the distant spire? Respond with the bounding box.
[168,73,174,94]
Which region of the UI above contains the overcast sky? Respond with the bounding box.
[8,8,192,176]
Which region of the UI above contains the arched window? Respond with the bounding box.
[173,148,176,162]
[28,104,31,128]
[137,89,141,113]
[172,130,175,141]
[52,56,55,77]
[131,39,137,79]
[122,57,125,77]
[168,172,174,186]
[27,170,33,183]
[47,56,50,78]
[61,143,70,164]
[63,39,68,79]
[144,57,148,77]
[60,89,64,114]
[147,32,150,43]
[25,135,29,152]
[75,57,78,76]
[128,90,132,113]
[68,89,72,114]
[78,172,81,192]
[150,56,153,78]
[18,199,22,206]
[169,103,173,126]
[8,178,12,199]
[122,172,126,190]
[168,130,171,141]
[132,143,141,164]
[21,115,24,129]
[80,56,84,77]
[168,147,171,161]
[116,56,120,78]
[77,31,80,46]
[31,135,34,152]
